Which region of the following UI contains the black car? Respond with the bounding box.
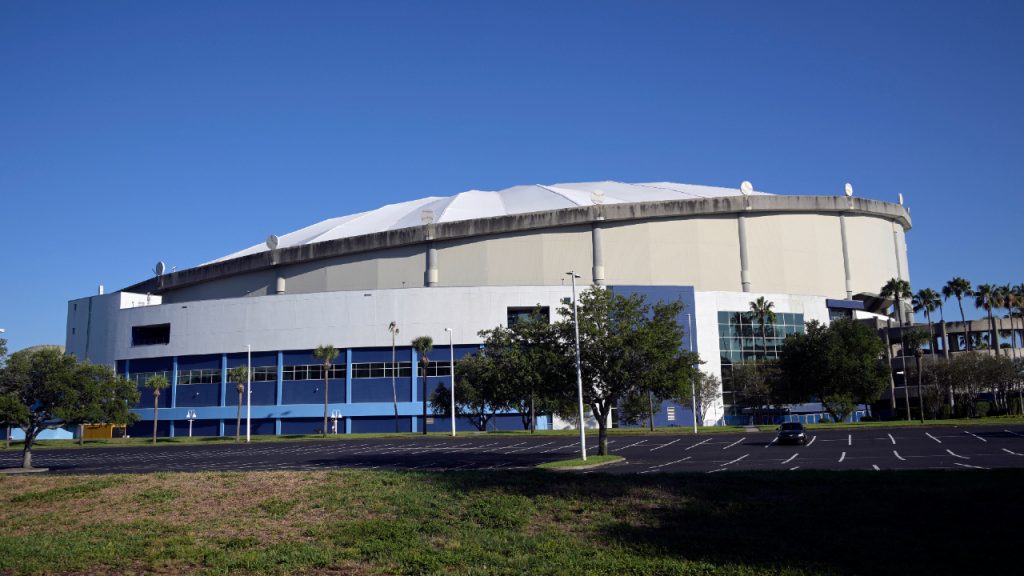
[776,422,807,445]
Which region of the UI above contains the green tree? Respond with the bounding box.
[975,284,1000,356]
[0,348,139,468]
[684,371,722,425]
[778,319,889,423]
[227,365,248,442]
[749,297,777,359]
[553,287,699,455]
[430,352,501,431]
[731,361,777,425]
[942,277,973,351]
[912,288,942,356]
[313,345,339,438]
[411,336,433,434]
[143,374,170,444]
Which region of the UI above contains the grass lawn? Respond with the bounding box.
[535,454,624,469]
[1,468,1020,575]
[757,414,1024,432]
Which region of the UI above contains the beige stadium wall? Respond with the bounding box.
[744,213,848,298]
[435,226,594,287]
[844,215,909,296]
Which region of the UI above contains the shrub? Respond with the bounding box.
[938,405,952,420]
[974,401,991,418]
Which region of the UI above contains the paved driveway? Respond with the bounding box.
[3,426,1023,474]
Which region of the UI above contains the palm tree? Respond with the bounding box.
[388,321,401,432]
[143,374,170,445]
[313,345,339,438]
[748,296,776,360]
[228,365,248,442]
[881,278,912,420]
[411,336,433,435]
[942,277,973,352]
[974,284,1000,356]
[997,285,1018,360]
[912,288,941,356]
[1014,284,1024,357]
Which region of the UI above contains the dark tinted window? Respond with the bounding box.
[131,324,170,346]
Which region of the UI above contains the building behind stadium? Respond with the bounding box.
[64,180,911,437]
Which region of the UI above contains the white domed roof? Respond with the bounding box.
[212,180,770,263]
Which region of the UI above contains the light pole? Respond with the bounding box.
[186,410,197,437]
[246,345,252,443]
[388,321,400,433]
[566,271,587,462]
[444,328,456,437]
[687,313,698,434]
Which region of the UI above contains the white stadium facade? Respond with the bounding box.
[65,181,911,436]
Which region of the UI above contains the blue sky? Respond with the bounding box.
[1,1,1022,352]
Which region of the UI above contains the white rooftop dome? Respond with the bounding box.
[212,180,770,263]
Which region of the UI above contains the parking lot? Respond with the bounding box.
[3,425,1024,475]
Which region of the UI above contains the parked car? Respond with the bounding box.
[776,422,807,445]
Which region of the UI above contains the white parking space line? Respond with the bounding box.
[505,441,555,454]
[894,450,906,461]
[649,439,681,451]
[782,453,798,465]
[789,466,800,471]
[614,440,648,451]
[872,464,880,471]
[686,438,712,451]
[1003,448,1024,456]
[707,468,726,474]
[946,449,970,460]
[887,433,896,445]
[639,456,692,474]
[1004,429,1024,437]
[806,435,816,447]
[764,438,777,448]
[839,451,846,463]
[926,432,942,444]
[965,431,987,443]
[723,438,746,450]
[722,453,749,467]
[954,462,989,470]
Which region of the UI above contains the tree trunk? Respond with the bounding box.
[647,389,656,431]
[78,423,84,446]
[5,426,10,450]
[236,390,242,442]
[885,318,896,412]
[530,393,535,433]
[989,309,1000,357]
[323,370,329,438]
[152,392,159,445]
[916,355,925,422]
[392,341,399,433]
[21,439,33,469]
[597,412,609,456]
[958,299,970,352]
[421,366,428,434]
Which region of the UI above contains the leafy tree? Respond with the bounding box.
[777,319,889,423]
[0,348,139,468]
[749,297,777,359]
[935,353,1016,417]
[313,345,339,438]
[685,371,722,425]
[227,365,248,441]
[975,284,1001,357]
[411,336,433,434]
[430,352,501,431]
[731,361,777,425]
[553,287,699,455]
[143,374,170,444]
[942,277,973,351]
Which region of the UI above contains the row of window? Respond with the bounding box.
[131,361,455,385]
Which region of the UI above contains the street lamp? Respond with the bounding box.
[566,271,587,462]
[186,410,197,437]
[331,409,343,434]
[444,328,456,437]
[246,345,252,443]
[687,313,698,434]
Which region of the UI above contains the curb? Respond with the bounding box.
[543,458,626,472]
[1,467,50,475]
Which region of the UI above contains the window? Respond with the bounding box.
[177,369,221,385]
[667,406,676,422]
[507,306,549,326]
[350,362,411,379]
[252,366,277,382]
[130,371,170,386]
[283,364,345,381]
[718,310,805,404]
[131,323,170,346]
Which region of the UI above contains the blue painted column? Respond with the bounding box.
[275,418,281,435]
[220,354,228,407]
[169,357,178,437]
[276,351,284,406]
[410,348,418,432]
[345,349,352,404]
[345,417,352,434]
[219,419,225,437]
[123,359,130,379]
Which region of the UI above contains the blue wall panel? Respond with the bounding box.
[173,419,220,437]
[609,285,698,352]
[250,381,277,405]
[281,379,344,404]
[280,417,340,435]
[127,357,173,373]
[127,420,170,438]
[134,385,172,409]
[175,383,221,407]
[351,347,401,362]
[350,416,413,433]
[352,378,412,403]
[227,351,278,368]
[177,354,221,370]
[281,350,322,366]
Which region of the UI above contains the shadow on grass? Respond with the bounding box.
[403,469,1022,576]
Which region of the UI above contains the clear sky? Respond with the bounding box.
[1,1,1021,352]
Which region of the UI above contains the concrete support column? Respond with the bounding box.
[591,221,606,286]
[275,276,286,295]
[170,357,178,409]
[345,348,352,404]
[839,214,853,299]
[738,215,751,292]
[425,244,438,287]
[275,351,283,406]
[220,354,228,407]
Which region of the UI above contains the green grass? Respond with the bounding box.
[756,414,1024,432]
[1,468,1022,575]
[536,455,625,469]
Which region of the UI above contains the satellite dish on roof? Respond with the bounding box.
[740,181,753,196]
[591,189,605,205]
[844,183,854,197]
[266,235,279,250]
[154,261,165,276]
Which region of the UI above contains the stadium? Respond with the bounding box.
[64,181,911,437]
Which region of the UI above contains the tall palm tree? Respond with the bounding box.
[411,336,433,435]
[942,277,973,352]
[1014,284,1024,357]
[974,284,1000,356]
[228,365,248,442]
[388,321,401,432]
[313,345,339,438]
[748,296,776,360]
[881,278,912,420]
[143,374,170,445]
[912,288,941,355]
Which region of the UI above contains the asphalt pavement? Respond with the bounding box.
[3,425,1024,475]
